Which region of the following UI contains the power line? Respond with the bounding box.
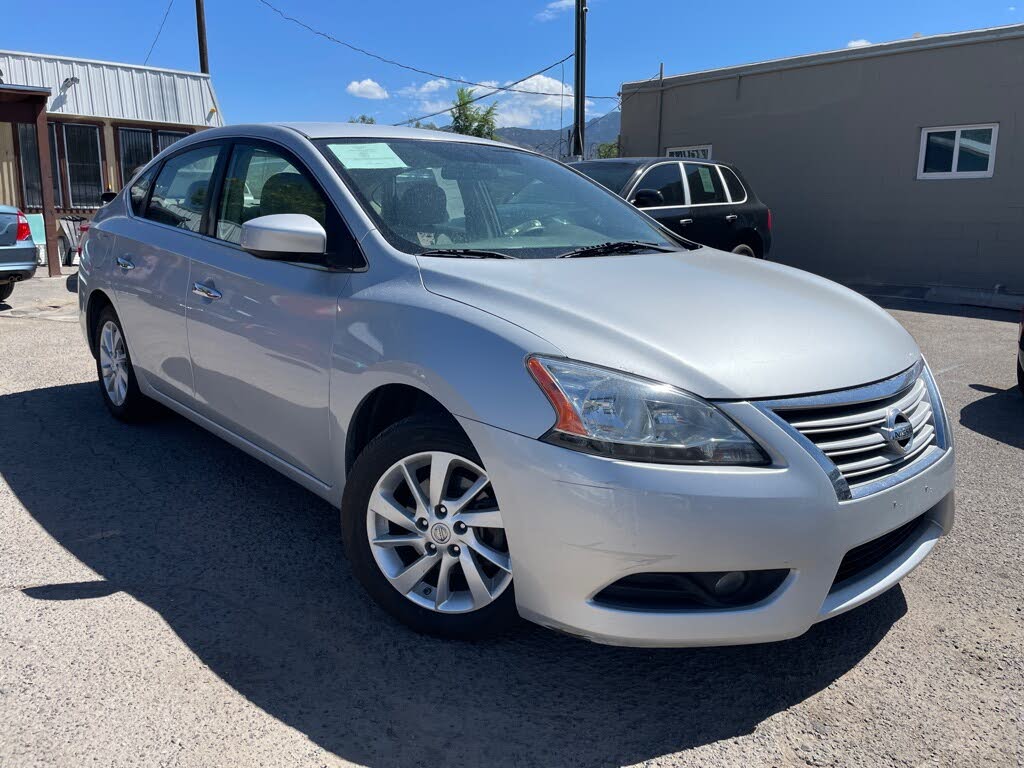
[395,54,574,126]
[255,0,616,99]
[143,0,175,65]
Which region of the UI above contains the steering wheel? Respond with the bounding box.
[504,218,546,237]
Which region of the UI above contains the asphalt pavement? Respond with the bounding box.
[0,275,1021,767]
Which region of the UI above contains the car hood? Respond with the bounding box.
[418,248,920,400]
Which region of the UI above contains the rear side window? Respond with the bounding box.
[216,143,327,245]
[145,145,220,232]
[634,163,685,207]
[684,163,727,205]
[129,166,158,216]
[719,166,746,202]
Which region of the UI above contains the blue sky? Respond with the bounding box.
[7,0,1020,129]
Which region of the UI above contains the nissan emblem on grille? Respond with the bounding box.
[879,407,915,455]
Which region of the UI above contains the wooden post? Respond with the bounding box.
[35,104,61,278]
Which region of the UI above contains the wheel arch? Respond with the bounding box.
[344,383,467,473]
[735,229,764,258]
[85,289,115,358]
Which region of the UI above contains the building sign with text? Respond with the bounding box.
[667,144,713,160]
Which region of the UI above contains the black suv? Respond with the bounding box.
[569,158,772,258]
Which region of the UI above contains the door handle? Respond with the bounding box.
[192,282,222,300]
[678,218,694,226]
[116,256,135,271]
[725,214,739,222]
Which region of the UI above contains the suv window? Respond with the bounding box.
[634,163,684,207]
[719,166,746,202]
[684,163,727,205]
[216,144,327,244]
[129,165,158,216]
[145,145,220,232]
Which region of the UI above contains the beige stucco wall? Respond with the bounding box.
[0,122,19,208]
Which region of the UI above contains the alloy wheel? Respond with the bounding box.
[365,451,512,613]
[99,320,129,406]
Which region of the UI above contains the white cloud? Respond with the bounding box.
[487,73,596,128]
[536,0,573,22]
[846,38,872,48]
[1010,5,1017,10]
[397,78,449,97]
[346,78,389,100]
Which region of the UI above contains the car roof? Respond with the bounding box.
[182,122,523,151]
[570,157,737,169]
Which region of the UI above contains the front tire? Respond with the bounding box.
[342,416,517,639]
[93,306,150,421]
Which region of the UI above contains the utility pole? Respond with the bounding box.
[655,62,664,155]
[195,0,210,74]
[569,0,587,159]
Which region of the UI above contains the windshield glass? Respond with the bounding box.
[569,160,641,193]
[317,138,679,259]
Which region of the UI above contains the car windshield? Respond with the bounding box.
[569,160,641,193]
[317,138,680,259]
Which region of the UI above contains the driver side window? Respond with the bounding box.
[216,144,327,245]
[634,163,685,207]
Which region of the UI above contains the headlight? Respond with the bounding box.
[526,356,769,465]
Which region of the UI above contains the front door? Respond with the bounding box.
[185,140,349,483]
[629,161,692,238]
[107,142,223,403]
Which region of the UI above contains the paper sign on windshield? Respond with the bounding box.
[329,143,407,169]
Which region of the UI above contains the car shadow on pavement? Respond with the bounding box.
[959,384,1024,450]
[0,382,907,768]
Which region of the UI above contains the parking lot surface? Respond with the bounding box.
[1,276,1021,767]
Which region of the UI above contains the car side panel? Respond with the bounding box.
[100,214,195,403]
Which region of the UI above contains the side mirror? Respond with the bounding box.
[631,188,664,208]
[100,191,118,204]
[240,214,327,261]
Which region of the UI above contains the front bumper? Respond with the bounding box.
[459,401,955,647]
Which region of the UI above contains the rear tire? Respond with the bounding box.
[58,235,74,267]
[1017,358,1024,396]
[731,243,758,258]
[341,415,518,639]
[93,306,151,421]
[0,283,13,303]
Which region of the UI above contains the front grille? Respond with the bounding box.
[769,368,942,495]
[831,514,925,589]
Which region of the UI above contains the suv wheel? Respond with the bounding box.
[731,243,758,258]
[342,416,517,638]
[1017,358,1024,396]
[0,282,13,303]
[93,306,150,421]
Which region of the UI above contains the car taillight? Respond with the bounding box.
[78,222,91,255]
[15,211,31,241]
[766,208,773,232]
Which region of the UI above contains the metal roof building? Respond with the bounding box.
[0,49,224,275]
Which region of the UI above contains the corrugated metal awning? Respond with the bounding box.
[0,50,223,127]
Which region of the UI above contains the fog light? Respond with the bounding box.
[713,571,747,596]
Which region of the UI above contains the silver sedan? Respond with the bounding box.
[78,123,955,646]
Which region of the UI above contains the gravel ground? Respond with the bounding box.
[0,275,1021,767]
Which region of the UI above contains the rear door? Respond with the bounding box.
[108,141,224,404]
[680,162,734,250]
[185,138,351,483]
[627,162,690,237]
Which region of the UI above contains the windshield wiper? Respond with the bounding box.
[556,241,677,259]
[419,248,518,260]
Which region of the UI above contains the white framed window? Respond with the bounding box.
[667,144,712,160]
[917,123,998,180]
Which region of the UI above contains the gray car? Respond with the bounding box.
[0,205,38,303]
[77,123,955,646]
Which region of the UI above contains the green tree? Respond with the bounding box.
[449,88,498,139]
[412,120,440,130]
[348,114,377,124]
[596,140,619,158]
